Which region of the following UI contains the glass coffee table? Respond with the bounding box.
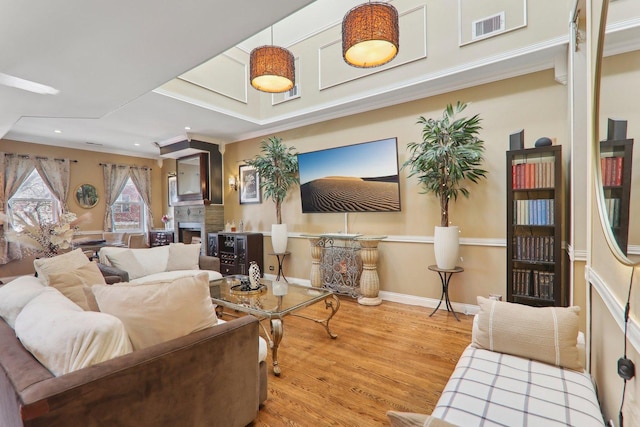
[209,275,340,376]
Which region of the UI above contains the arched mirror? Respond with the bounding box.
[593,0,640,266]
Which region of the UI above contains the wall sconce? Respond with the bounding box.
[229,175,238,191]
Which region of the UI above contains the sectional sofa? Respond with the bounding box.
[0,249,267,427]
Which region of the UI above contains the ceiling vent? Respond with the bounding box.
[472,12,505,40]
[283,84,299,101]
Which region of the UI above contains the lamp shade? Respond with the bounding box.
[250,45,295,93]
[342,2,399,68]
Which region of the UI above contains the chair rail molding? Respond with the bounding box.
[587,266,640,354]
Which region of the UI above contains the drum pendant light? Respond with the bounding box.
[250,27,295,93]
[342,2,399,68]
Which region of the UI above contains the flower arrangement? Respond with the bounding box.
[1,208,87,258]
[161,214,171,224]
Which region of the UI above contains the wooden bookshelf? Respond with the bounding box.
[506,145,566,307]
[600,139,633,255]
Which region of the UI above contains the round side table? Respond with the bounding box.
[428,265,463,321]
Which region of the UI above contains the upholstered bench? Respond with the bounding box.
[388,297,604,427]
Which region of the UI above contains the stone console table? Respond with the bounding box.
[302,234,386,306]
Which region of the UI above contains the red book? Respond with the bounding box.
[512,164,517,189]
[615,156,623,186]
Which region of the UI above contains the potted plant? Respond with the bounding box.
[402,101,488,269]
[244,136,299,254]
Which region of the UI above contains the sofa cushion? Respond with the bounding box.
[0,275,46,328]
[128,269,222,285]
[33,248,90,285]
[131,245,170,276]
[104,249,146,280]
[91,272,218,350]
[47,262,106,310]
[14,287,133,376]
[166,243,200,271]
[472,296,582,370]
[386,412,458,427]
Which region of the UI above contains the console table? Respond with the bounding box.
[302,234,386,305]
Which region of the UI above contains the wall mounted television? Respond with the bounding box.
[297,137,401,213]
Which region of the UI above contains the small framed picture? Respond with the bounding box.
[239,164,261,204]
[168,175,178,206]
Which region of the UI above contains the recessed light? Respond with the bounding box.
[134,143,140,146]
[184,126,191,131]
[54,129,62,134]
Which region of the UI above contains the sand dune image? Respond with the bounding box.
[301,176,400,213]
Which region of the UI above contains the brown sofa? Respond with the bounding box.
[0,314,267,427]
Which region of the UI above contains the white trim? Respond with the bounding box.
[587,266,640,354]
[378,290,479,317]
[177,54,248,104]
[260,273,479,318]
[274,231,506,247]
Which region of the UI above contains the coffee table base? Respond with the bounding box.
[267,294,340,376]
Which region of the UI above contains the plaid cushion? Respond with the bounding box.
[433,346,604,427]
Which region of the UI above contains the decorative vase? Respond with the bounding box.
[249,261,261,290]
[271,224,288,254]
[433,226,459,270]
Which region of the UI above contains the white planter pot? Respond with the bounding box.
[271,224,288,254]
[433,226,459,270]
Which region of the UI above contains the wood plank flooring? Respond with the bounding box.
[232,296,473,427]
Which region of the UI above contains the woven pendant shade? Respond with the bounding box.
[250,45,295,93]
[342,2,399,68]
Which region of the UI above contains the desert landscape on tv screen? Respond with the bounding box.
[298,138,401,213]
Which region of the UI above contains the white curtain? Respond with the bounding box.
[0,154,36,264]
[129,166,154,234]
[33,157,71,214]
[101,163,130,232]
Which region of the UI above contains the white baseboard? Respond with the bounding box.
[378,290,479,317]
[264,273,479,316]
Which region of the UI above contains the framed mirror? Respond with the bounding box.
[176,153,209,202]
[593,0,640,266]
[75,184,99,209]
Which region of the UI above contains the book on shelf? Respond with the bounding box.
[512,159,555,189]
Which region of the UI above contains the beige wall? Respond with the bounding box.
[223,68,569,305]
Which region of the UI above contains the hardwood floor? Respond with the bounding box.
[237,296,473,426]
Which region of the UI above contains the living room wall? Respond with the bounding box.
[0,141,164,278]
[223,68,571,312]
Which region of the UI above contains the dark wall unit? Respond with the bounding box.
[208,232,263,276]
[599,138,633,254]
[161,139,223,204]
[506,145,566,307]
[149,230,174,247]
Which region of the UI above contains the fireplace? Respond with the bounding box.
[173,204,224,253]
[178,222,202,245]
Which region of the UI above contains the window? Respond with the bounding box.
[9,170,59,229]
[111,178,146,231]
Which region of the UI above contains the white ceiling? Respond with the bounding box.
[4,1,634,160]
[0,0,318,158]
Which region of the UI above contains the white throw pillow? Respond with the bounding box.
[33,248,90,285]
[131,245,170,276]
[91,272,218,350]
[14,287,133,376]
[473,296,582,370]
[165,243,200,271]
[105,249,146,280]
[47,262,106,311]
[0,275,46,328]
